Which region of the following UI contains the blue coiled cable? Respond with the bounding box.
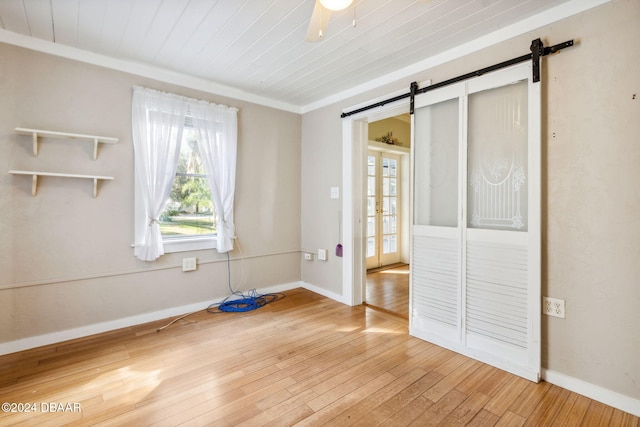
[207,252,284,313]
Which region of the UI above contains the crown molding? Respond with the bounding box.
[0,29,302,115]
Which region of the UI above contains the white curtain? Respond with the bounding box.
[190,100,238,253]
[132,86,188,261]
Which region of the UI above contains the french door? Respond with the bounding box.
[366,150,401,269]
[410,63,541,381]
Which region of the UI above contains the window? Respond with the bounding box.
[132,86,237,261]
[161,134,214,237]
[159,126,217,252]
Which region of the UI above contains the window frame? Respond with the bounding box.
[132,86,237,259]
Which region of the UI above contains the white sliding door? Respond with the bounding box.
[410,63,541,381]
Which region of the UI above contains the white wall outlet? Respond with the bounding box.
[543,296,565,318]
[304,253,313,261]
[182,257,197,272]
[330,187,340,199]
[318,249,328,261]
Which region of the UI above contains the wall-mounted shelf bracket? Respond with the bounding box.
[15,128,119,160]
[9,170,114,197]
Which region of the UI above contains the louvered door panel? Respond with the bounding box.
[412,234,459,328]
[466,240,528,349]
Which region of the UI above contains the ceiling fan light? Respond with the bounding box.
[319,0,353,11]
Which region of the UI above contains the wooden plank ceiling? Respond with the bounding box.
[0,0,574,109]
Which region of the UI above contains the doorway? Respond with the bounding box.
[340,97,410,308]
[364,115,410,318]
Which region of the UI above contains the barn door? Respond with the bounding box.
[410,62,541,381]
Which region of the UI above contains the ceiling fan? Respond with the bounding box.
[305,0,431,42]
[305,0,354,42]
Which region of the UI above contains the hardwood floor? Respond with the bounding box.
[0,288,637,426]
[366,263,409,319]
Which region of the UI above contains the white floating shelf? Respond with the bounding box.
[9,170,114,197]
[15,128,119,160]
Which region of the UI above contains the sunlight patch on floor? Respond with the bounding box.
[363,326,405,334]
[107,366,163,400]
[380,269,410,275]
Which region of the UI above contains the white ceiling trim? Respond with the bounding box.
[0,28,302,114]
[306,0,611,114]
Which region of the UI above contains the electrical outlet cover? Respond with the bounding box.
[182,257,197,272]
[543,296,565,318]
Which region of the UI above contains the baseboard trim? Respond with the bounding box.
[0,281,301,356]
[542,369,640,417]
[299,281,347,305]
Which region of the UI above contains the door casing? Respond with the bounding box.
[341,100,410,306]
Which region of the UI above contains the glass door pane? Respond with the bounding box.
[467,80,528,231]
[382,156,397,255]
[414,98,459,227]
[366,154,377,259]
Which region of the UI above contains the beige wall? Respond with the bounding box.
[300,106,344,296]
[301,0,640,402]
[541,0,639,400]
[0,44,301,346]
[368,116,411,148]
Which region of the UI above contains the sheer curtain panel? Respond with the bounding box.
[132,86,188,261]
[191,101,238,253]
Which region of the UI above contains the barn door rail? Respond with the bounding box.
[340,38,573,118]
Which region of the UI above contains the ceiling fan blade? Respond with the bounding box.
[305,0,332,42]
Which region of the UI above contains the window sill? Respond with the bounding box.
[163,235,216,253]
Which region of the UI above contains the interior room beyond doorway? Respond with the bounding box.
[366,263,409,319]
[365,114,410,318]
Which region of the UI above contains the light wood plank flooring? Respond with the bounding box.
[366,263,409,319]
[0,288,637,426]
